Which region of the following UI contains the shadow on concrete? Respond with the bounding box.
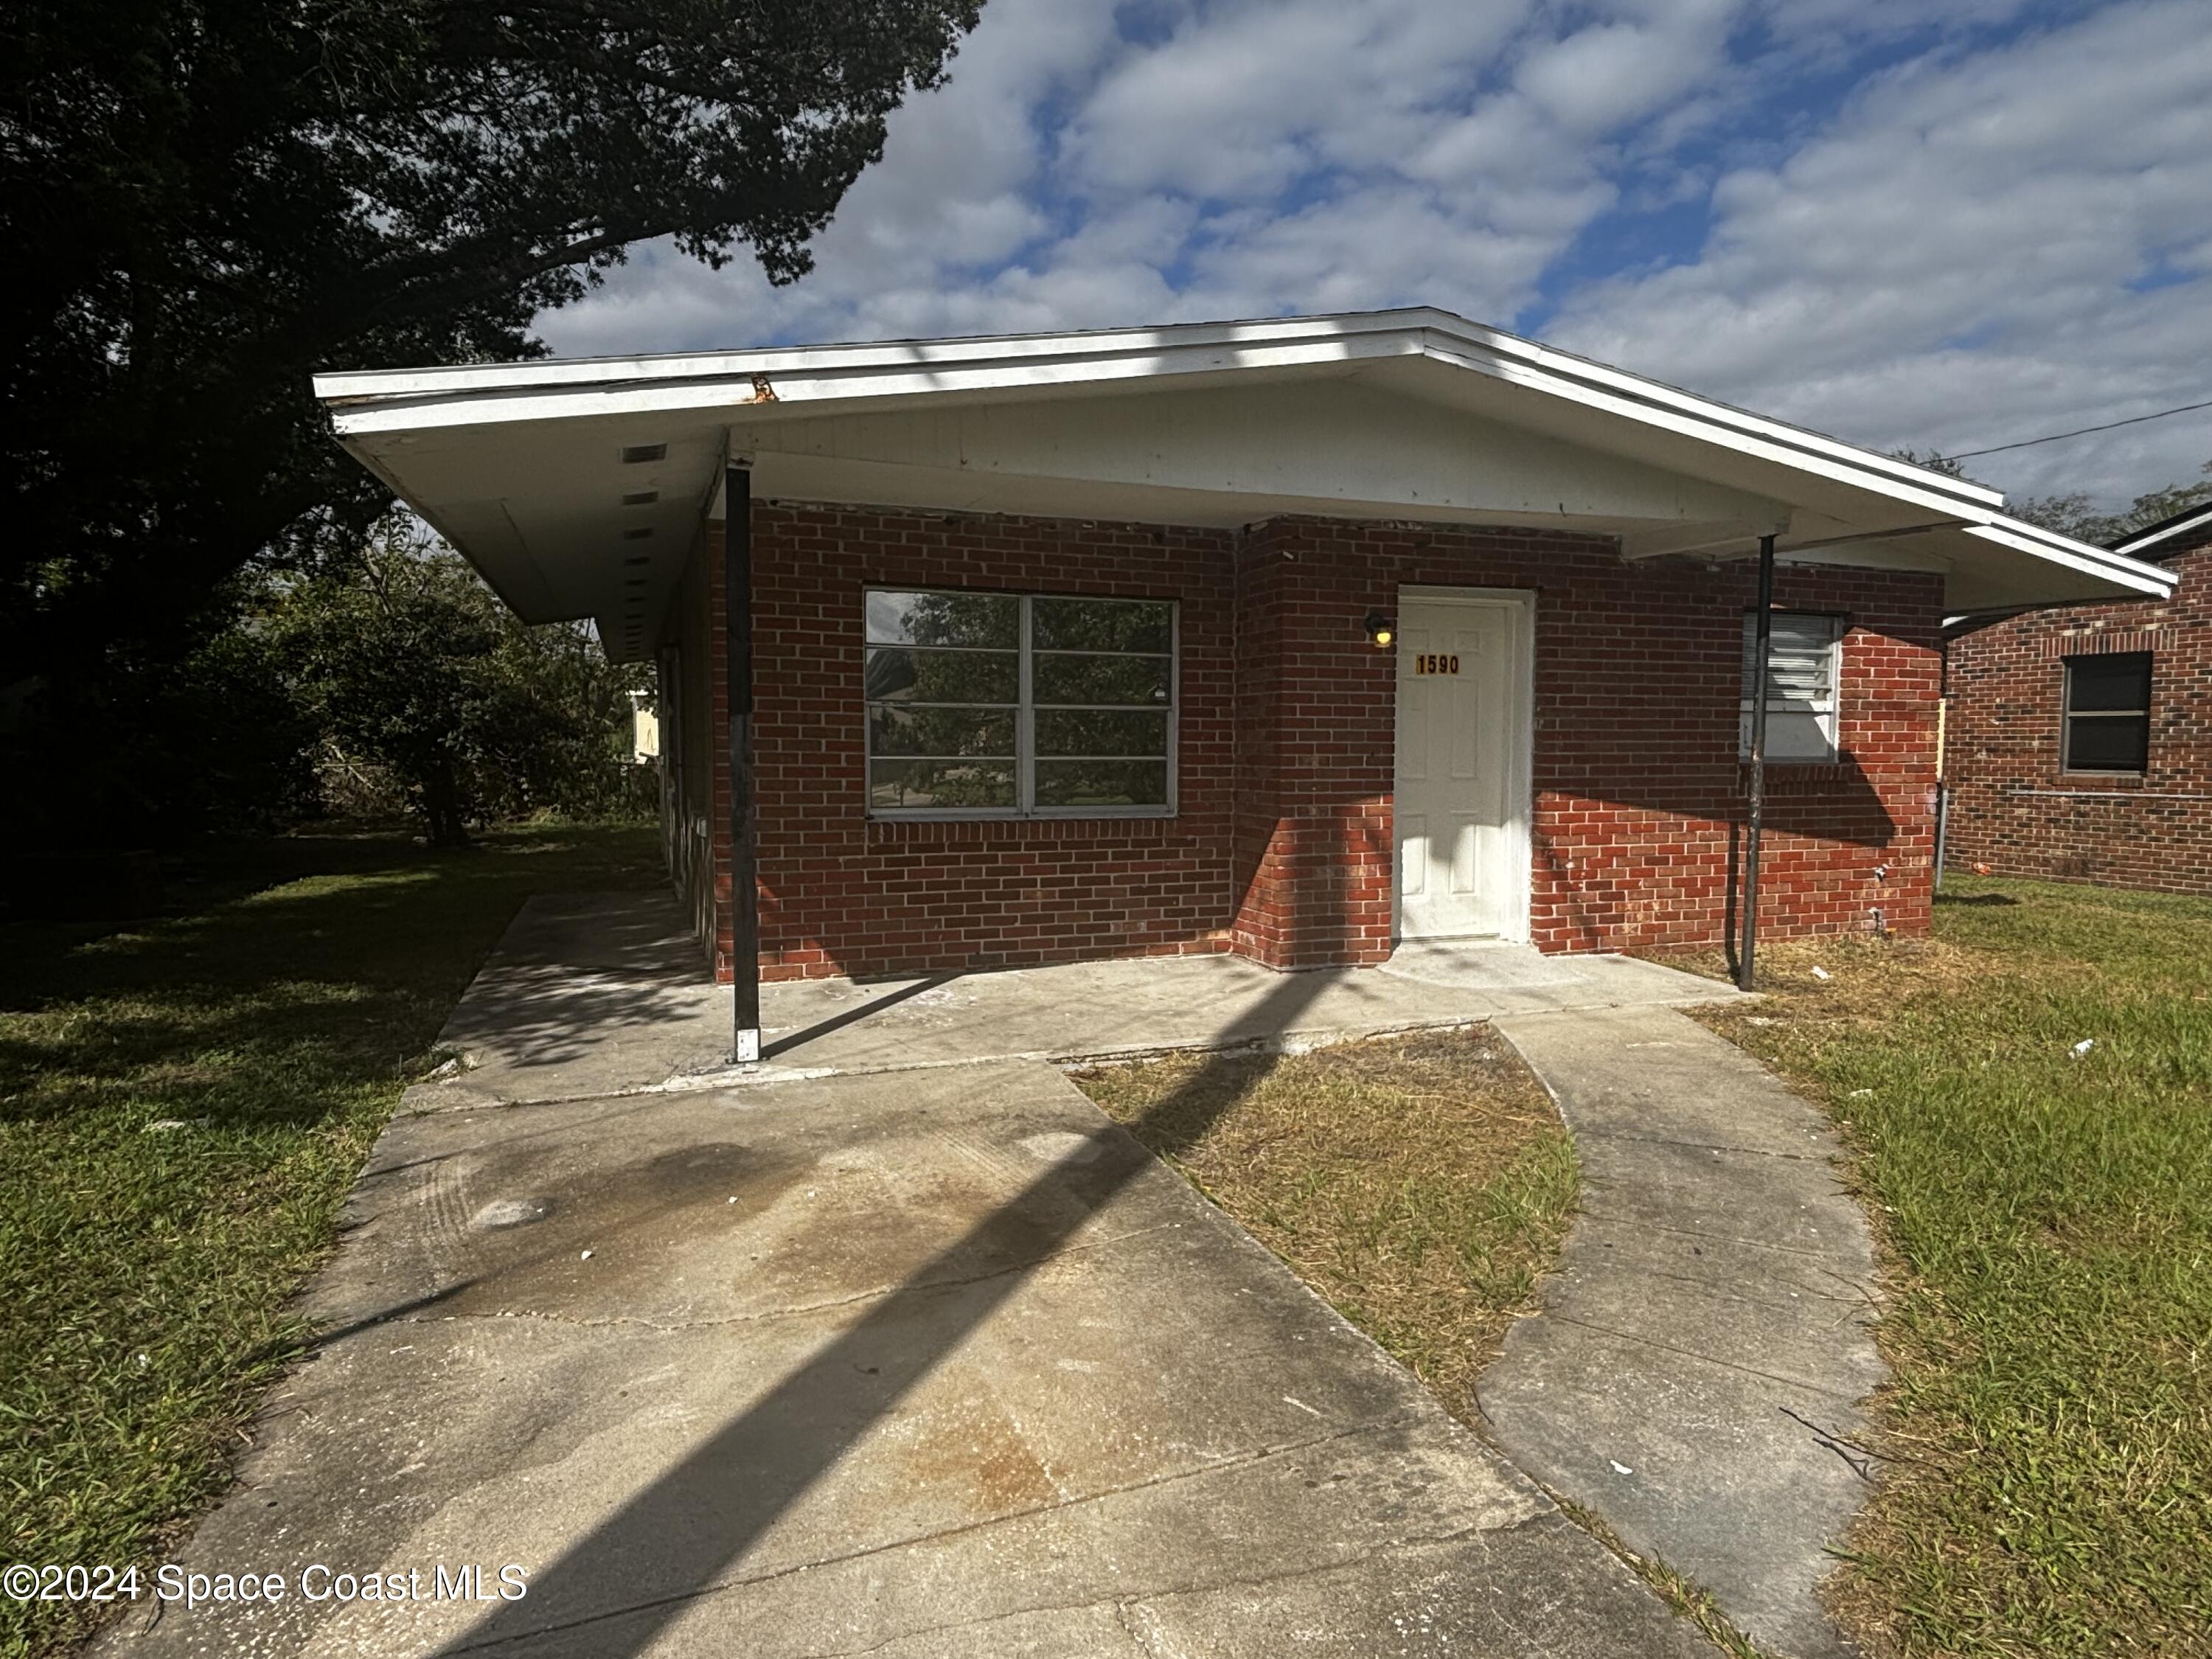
[439,964,706,1074]
[437,895,712,1074]
[760,973,961,1061]
[436,967,1330,1657]
[302,1281,479,1356]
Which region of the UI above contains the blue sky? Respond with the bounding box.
[539,0,2212,510]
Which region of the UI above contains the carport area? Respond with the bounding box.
[411,891,1738,1110]
[94,895,1745,1657]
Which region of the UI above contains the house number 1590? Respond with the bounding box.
[1411,653,1461,675]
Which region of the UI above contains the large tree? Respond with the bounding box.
[1,0,979,692]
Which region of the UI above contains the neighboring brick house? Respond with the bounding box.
[316,310,2172,1022]
[1945,504,2212,894]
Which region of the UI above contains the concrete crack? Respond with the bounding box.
[1571,1206,1843,1260]
[1573,1125,1829,1161]
[1543,1312,1862,1400]
[788,1525,1506,1656]
[440,1414,1438,1652]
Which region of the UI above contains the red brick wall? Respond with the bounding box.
[671,502,1945,981]
[1229,519,1943,965]
[1945,544,2212,895]
[740,504,1239,981]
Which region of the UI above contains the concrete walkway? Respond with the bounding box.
[99,1060,1717,1658]
[414,891,1739,1111]
[1481,1006,1887,1659]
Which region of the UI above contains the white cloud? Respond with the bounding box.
[538,0,2212,509]
[1545,0,2212,503]
[1514,0,1734,138]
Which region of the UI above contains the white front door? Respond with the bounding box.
[1393,591,1531,941]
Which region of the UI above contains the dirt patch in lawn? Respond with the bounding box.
[1071,1026,1576,1425]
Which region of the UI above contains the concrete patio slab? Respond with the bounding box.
[1483,1004,1886,1659]
[412,891,1739,1111]
[98,1061,1716,1659]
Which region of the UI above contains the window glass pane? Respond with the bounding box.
[1033,653,1172,706]
[865,647,1018,704]
[868,759,1016,810]
[1742,613,1839,712]
[1034,708,1169,757]
[2066,715,2148,771]
[1035,759,1169,807]
[868,704,1015,758]
[1741,709,1837,762]
[2066,653,2150,713]
[865,590,1018,648]
[1032,597,1173,653]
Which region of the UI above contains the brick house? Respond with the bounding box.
[1944,503,2212,894]
[316,310,2171,1027]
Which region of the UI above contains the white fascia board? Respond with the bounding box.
[322,331,1414,439]
[2113,504,2212,557]
[1413,335,2171,596]
[1407,321,2006,511]
[1416,333,2005,524]
[316,308,1989,512]
[1958,522,2171,597]
[313,310,1431,403]
[317,304,2171,596]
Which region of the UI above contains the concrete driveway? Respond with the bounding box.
[99,1057,1714,1658]
[410,892,1737,1109]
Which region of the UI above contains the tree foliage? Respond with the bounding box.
[1896,452,2212,546]
[0,605,320,855]
[2008,462,2212,547]
[2,0,981,688]
[275,524,650,846]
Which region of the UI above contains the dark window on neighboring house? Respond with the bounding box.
[2062,652,2152,773]
[863,588,1178,817]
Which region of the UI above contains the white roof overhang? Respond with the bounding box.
[315,308,2174,661]
[2113,504,2212,559]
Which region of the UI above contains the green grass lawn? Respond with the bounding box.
[0,822,660,1658]
[1683,877,2212,1657]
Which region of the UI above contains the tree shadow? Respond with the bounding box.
[433,968,1329,1656]
[0,827,664,1130]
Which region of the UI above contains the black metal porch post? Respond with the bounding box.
[1738,532,1777,992]
[725,464,761,1062]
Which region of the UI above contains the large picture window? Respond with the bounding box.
[864,589,1176,817]
[2062,652,2152,774]
[1739,612,1845,763]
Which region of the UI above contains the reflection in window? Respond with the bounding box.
[864,590,1176,816]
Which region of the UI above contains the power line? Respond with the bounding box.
[1949,397,2212,459]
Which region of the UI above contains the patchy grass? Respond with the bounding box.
[0,822,660,1658]
[1071,1029,1577,1423]
[1672,877,2212,1657]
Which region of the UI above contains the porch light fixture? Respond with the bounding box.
[1364,611,1395,648]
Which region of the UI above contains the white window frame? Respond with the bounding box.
[864,588,1180,821]
[1739,611,1845,764]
